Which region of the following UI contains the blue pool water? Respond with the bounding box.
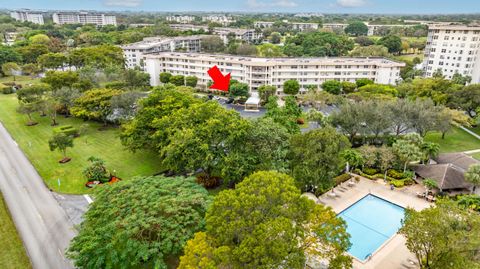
[338,194,405,261]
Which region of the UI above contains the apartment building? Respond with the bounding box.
[202,15,235,26]
[169,24,209,32]
[52,12,117,26]
[254,21,318,31]
[10,10,44,24]
[166,15,195,24]
[145,52,404,93]
[121,35,206,69]
[214,28,262,44]
[291,22,319,31]
[168,25,262,44]
[423,24,480,82]
[322,23,348,33]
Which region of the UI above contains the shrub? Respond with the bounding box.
[334,173,352,185]
[403,178,415,185]
[53,125,79,137]
[1,86,13,94]
[387,169,405,179]
[196,172,221,188]
[391,180,405,188]
[104,81,127,89]
[363,167,379,176]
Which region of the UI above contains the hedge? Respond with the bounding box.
[53,125,79,137]
[334,173,352,185]
[1,86,14,94]
[391,180,405,188]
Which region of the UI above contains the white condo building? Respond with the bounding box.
[168,25,262,44]
[52,12,117,26]
[423,24,480,82]
[254,21,318,31]
[10,10,44,24]
[145,52,404,93]
[202,15,235,26]
[166,15,195,24]
[121,36,207,69]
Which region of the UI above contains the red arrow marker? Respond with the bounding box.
[208,65,231,92]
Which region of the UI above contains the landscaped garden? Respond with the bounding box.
[0,94,161,194]
[0,194,31,269]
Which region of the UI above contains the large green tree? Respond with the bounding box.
[155,101,251,183]
[284,32,354,57]
[70,88,122,125]
[283,79,300,95]
[289,127,351,192]
[465,164,480,193]
[400,200,480,269]
[68,176,211,269]
[120,87,200,151]
[179,171,352,269]
[344,22,368,36]
[377,35,402,54]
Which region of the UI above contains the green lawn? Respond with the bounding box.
[0,194,31,269]
[0,94,162,194]
[425,127,480,153]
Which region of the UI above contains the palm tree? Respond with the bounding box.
[465,164,480,194]
[341,149,364,172]
[421,142,440,164]
[423,178,438,195]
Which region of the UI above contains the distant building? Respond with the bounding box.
[291,22,319,31]
[202,15,235,26]
[254,21,275,28]
[121,35,207,69]
[52,12,117,26]
[145,52,404,92]
[168,25,262,44]
[423,24,480,83]
[10,10,44,24]
[169,24,209,32]
[165,15,195,24]
[254,21,318,32]
[322,23,349,33]
[129,23,155,28]
[294,13,324,18]
[214,28,262,44]
[2,32,18,46]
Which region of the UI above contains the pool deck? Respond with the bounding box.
[318,175,431,269]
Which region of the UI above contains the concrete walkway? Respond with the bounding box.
[460,126,480,140]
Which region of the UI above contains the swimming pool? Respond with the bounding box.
[338,194,405,262]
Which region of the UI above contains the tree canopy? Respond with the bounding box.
[68,176,211,269]
[179,171,352,269]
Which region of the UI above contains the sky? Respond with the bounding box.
[1,0,480,14]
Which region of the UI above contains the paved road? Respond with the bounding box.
[0,123,75,269]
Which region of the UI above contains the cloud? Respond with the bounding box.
[247,0,298,8]
[336,0,367,8]
[103,0,142,7]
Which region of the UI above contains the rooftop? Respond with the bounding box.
[120,35,207,50]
